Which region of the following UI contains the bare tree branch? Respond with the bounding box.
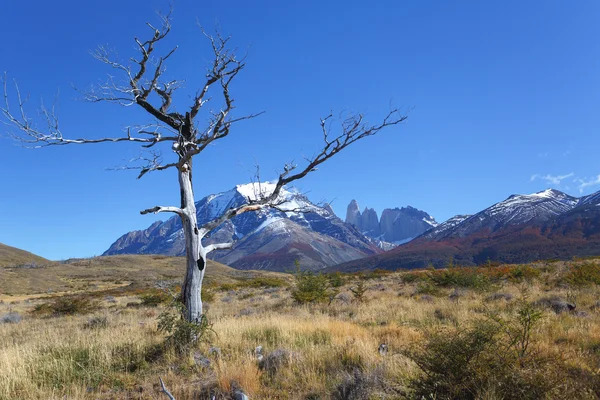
[204,242,234,254]
[159,377,176,400]
[1,75,179,148]
[140,205,183,216]
[198,109,406,235]
[107,151,178,179]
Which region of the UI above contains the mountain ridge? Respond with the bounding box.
[331,188,600,272]
[344,200,437,244]
[104,183,380,271]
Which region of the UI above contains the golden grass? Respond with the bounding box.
[0,254,289,297]
[0,243,50,268]
[1,260,600,399]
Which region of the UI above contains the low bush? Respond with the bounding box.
[507,265,541,282]
[216,277,288,292]
[564,262,600,286]
[157,301,214,354]
[83,315,108,330]
[349,279,368,303]
[291,264,338,304]
[427,267,492,290]
[32,297,100,317]
[405,301,570,399]
[139,290,171,307]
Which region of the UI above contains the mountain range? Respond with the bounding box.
[333,188,600,271]
[104,183,381,271]
[345,200,437,245]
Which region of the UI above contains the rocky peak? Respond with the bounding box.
[361,207,380,237]
[345,200,362,230]
[345,200,437,245]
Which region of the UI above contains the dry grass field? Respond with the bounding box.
[2,257,600,399]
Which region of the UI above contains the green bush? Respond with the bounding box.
[327,272,345,288]
[404,322,498,398]
[32,297,100,317]
[564,262,600,286]
[508,265,541,283]
[216,277,288,291]
[427,267,492,290]
[405,302,563,400]
[349,279,368,303]
[139,290,171,307]
[291,263,338,304]
[111,342,162,373]
[157,301,214,354]
[400,271,424,283]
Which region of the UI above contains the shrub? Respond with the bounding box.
[487,300,544,362]
[291,262,338,304]
[507,265,541,282]
[403,321,499,399]
[332,367,392,400]
[564,262,600,286]
[406,304,561,400]
[427,267,492,290]
[349,279,368,303]
[83,316,108,329]
[32,297,100,317]
[216,277,288,291]
[400,271,424,283]
[157,301,214,353]
[111,342,162,373]
[413,281,441,296]
[139,289,171,307]
[328,272,345,288]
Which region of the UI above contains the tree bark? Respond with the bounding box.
[178,161,205,322]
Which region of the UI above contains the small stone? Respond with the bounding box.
[378,343,388,356]
[193,352,211,368]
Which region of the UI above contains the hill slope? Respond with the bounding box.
[0,243,51,267]
[0,254,283,297]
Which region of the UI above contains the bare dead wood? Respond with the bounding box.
[140,206,183,216]
[199,108,406,235]
[1,9,406,323]
[159,377,176,400]
[204,242,234,254]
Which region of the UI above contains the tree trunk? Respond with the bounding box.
[178,162,205,322]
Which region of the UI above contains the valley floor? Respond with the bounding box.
[2,258,600,399]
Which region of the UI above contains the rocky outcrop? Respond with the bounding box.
[345,201,437,245]
[345,200,362,231]
[379,206,437,243]
[361,208,380,237]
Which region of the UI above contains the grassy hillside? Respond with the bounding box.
[2,259,600,398]
[0,242,51,268]
[0,254,288,298]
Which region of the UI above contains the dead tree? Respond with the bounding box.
[1,11,406,323]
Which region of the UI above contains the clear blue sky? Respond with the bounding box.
[1,1,599,260]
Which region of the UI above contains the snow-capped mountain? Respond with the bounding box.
[425,189,579,240]
[332,188,600,272]
[422,214,472,239]
[104,183,380,271]
[344,200,437,245]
